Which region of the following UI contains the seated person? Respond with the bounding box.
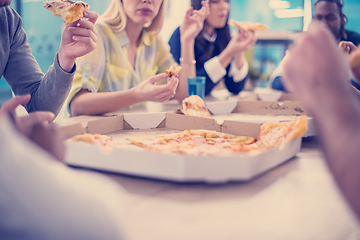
[269,0,360,92]
[67,0,210,116]
[0,0,98,116]
[282,22,360,221]
[168,0,256,96]
[0,95,127,239]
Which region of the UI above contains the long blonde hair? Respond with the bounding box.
[100,0,166,35]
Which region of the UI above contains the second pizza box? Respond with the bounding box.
[179,97,316,137]
[59,112,302,183]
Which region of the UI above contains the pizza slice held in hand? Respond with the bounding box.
[228,19,268,32]
[166,66,182,78]
[44,0,90,24]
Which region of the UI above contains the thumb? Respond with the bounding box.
[149,73,168,84]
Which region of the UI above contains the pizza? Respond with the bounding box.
[228,19,269,32]
[128,117,308,155]
[69,133,122,153]
[44,0,90,24]
[166,66,182,78]
[182,95,211,118]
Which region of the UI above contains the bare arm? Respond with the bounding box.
[174,0,210,102]
[70,73,177,116]
[218,30,257,69]
[282,22,360,220]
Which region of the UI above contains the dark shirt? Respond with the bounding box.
[344,29,360,46]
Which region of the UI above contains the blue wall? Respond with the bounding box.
[1,0,359,105]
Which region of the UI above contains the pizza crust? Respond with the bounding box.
[128,117,308,155]
[44,0,90,24]
[228,19,268,32]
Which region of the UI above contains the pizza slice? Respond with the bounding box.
[69,133,122,153]
[166,66,182,78]
[44,0,90,24]
[228,19,268,32]
[182,95,211,118]
[257,117,307,149]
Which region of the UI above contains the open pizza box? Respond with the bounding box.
[177,93,316,137]
[59,112,303,183]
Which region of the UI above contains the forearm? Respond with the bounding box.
[235,52,244,69]
[70,88,141,116]
[175,39,196,102]
[312,95,360,219]
[218,47,233,69]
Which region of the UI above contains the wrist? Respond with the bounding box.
[130,85,144,103]
[218,48,233,68]
[180,38,195,47]
[57,50,76,73]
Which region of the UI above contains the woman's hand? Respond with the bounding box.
[180,0,210,42]
[58,11,99,72]
[226,30,257,56]
[134,73,179,103]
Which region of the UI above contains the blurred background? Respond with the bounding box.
[1,0,360,106]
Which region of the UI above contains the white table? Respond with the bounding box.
[97,140,359,240]
[56,92,360,239]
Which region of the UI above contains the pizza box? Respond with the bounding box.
[60,113,303,183]
[175,97,316,137]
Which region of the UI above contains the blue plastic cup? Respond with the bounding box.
[188,77,206,99]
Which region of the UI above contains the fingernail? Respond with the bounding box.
[84,12,88,17]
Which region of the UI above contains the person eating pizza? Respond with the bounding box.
[66,0,210,117]
[0,0,98,116]
[168,0,257,97]
[269,0,360,92]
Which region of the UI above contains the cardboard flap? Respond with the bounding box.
[87,115,124,134]
[165,113,221,131]
[221,120,261,138]
[56,122,86,139]
[206,99,238,115]
[235,101,307,115]
[124,112,166,129]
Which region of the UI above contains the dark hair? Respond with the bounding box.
[314,0,347,40]
[191,0,232,62]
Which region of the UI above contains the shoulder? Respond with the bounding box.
[94,19,116,38]
[0,6,22,32]
[345,29,360,46]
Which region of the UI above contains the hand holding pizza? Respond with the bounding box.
[226,30,257,55]
[180,0,210,42]
[58,10,98,72]
[133,73,179,103]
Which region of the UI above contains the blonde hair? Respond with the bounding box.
[100,0,166,35]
